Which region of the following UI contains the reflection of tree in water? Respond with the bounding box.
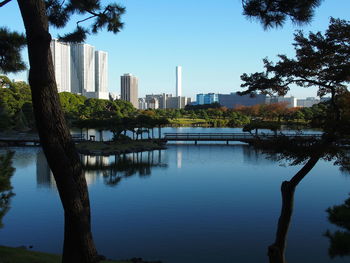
[83,151,167,187]
[325,196,350,258]
[0,151,15,228]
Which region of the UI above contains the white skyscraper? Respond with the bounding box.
[50,39,71,93]
[70,43,95,96]
[176,66,182,97]
[121,74,138,108]
[95,50,109,99]
[50,40,108,98]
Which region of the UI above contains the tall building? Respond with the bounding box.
[121,74,138,108]
[50,39,71,92]
[50,39,108,98]
[70,43,95,96]
[95,50,109,99]
[176,66,182,97]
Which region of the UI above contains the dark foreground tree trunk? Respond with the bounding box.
[17,1,98,262]
[268,154,321,263]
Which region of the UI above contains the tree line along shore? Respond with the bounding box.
[0,75,330,134]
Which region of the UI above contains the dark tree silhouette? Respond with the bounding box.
[240,18,350,121]
[325,196,350,258]
[0,1,125,262]
[0,28,26,73]
[254,136,349,263]
[242,0,322,29]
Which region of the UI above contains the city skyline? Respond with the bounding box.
[2,0,350,99]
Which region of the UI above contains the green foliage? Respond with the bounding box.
[227,112,251,127]
[0,28,26,73]
[325,196,350,258]
[0,152,15,229]
[242,0,322,29]
[0,78,32,130]
[59,92,86,115]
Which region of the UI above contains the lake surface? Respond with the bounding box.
[0,129,349,263]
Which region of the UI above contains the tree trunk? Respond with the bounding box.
[268,154,321,263]
[17,1,99,262]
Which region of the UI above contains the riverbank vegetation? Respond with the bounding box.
[0,75,331,136]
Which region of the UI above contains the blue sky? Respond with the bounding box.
[2,0,350,99]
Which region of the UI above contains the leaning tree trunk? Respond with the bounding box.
[17,1,99,262]
[268,154,321,263]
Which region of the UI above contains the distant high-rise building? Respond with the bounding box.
[176,66,182,97]
[70,43,95,95]
[121,74,138,108]
[50,39,71,92]
[95,50,109,99]
[50,40,108,98]
[196,93,219,105]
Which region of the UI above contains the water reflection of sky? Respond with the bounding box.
[0,145,349,263]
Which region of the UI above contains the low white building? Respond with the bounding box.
[297,97,320,107]
[138,98,148,110]
[266,96,297,108]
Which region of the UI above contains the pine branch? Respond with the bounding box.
[0,0,12,8]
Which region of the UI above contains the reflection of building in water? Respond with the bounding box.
[82,155,110,166]
[36,150,56,188]
[177,148,182,169]
[36,151,101,189]
[82,155,109,185]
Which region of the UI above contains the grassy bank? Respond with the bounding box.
[0,246,130,263]
[168,118,210,126]
[76,140,166,156]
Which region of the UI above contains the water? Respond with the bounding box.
[0,131,349,263]
[74,126,322,142]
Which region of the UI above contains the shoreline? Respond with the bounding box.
[0,246,162,263]
[75,140,167,156]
